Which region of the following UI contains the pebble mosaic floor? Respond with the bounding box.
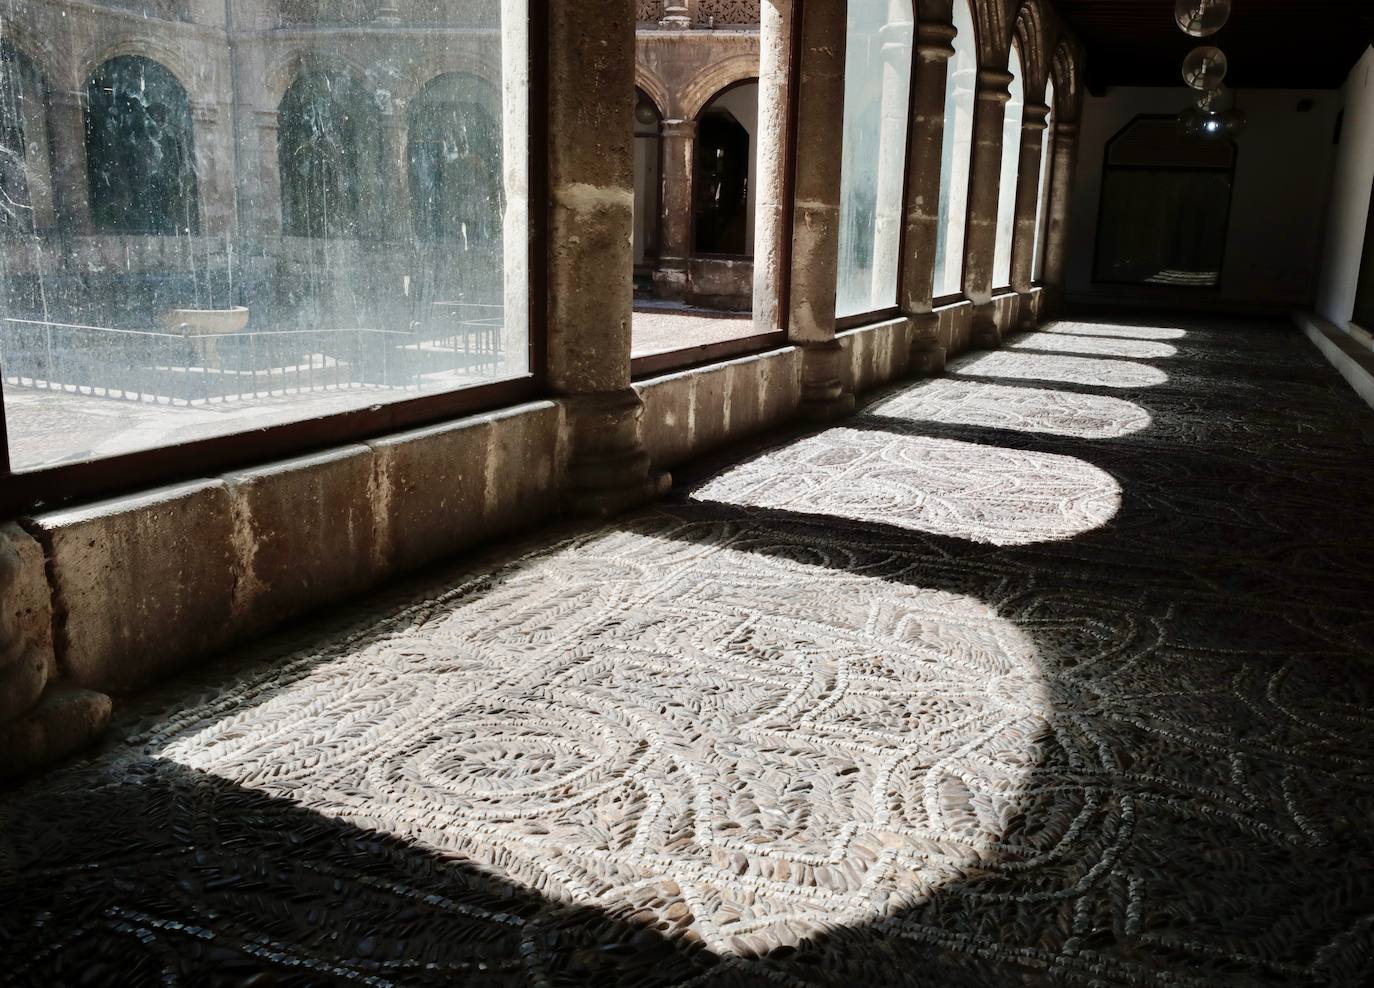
[4,317,1374,986]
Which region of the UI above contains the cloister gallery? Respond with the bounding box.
[3,0,1374,984]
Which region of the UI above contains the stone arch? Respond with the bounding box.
[263,48,374,116]
[1012,0,1051,101]
[634,63,673,122]
[680,53,758,121]
[973,0,1015,69]
[1049,37,1082,123]
[85,54,200,234]
[0,18,60,92]
[78,37,199,103]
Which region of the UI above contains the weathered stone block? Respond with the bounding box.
[0,687,111,782]
[369,416,494,576]
[756,348,803,431]
[484,402,565,535]
[36,480,236,691]
[688,363,733,456]
[638,372,697,470]
[0,523,54,723]
[225,446,378,634]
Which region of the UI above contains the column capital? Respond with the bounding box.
[976,69,1014,102]
[1022,103,1050,130]
[660,118,698,139]
[915,21,956,59]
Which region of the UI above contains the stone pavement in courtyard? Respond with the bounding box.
[4,317,1374,986]
[3,307,750,470]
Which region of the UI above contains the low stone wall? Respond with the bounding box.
[638,346,802,468]
[0,298,1053,778]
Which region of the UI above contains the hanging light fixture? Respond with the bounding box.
[1174,0,1232,38]
[1176,3,1240,141]
[1182,46,1228,90]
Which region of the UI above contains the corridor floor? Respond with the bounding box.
[5,317,1374,987]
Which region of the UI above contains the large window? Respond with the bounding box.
[836,0,915,319]
[933,0,976,299]
[1094,116,1235,289]
[0,0,531,488]
[992,42,1024,289]
[1032,79,1056,283]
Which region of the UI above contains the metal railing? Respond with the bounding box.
[0,308,506,407]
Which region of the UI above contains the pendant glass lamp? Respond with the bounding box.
[1182,46,1228,90]
[1175,0,1232,38]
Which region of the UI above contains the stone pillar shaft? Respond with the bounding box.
[379,114,412,242]
[963,68,1011,349]
[547,0,668,513]
[752,0,794,336]
[49,91,92,234]
[1010,103,1047,330]
[654,119,695,301]
[786,0,853,421]
[1041,120,1078,318]
[901,20,955,375]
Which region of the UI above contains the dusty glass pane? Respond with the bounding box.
[836,0,914,320]
[992,44,1025,289]
[0,0,528,472]
[933,0,976,299]
[1033,80,1055,282]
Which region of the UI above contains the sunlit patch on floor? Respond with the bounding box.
[147,527,1055,959]
[1008,333,1178,360]
[869,378,1153,440]
[955,350,1169,389]
[1043,321,1188,341]
[691,428,1121,545]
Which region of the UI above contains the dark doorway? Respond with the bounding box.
[692,102,751,257]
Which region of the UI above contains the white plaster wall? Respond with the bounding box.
[1315,47,1374,328]
[1065,87,1342,311]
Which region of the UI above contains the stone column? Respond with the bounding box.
[963,68,1012,349]
[1041,119,1078,319]
[900,18,956,376]
[252,111,284,235]
[1009,102,1047,331]
[653,118,695,301]
[752,0,794,336]
[548,0,669,515]
[787,0,852,421]
[661,1,690,26]
[379,110,412,242]
[48,90,92,234]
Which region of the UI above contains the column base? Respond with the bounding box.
[909,313,947,377]
[564,390,672,519]
[652,264,689,303]
[798,340,855,423]
[0,687,112,783]
[970,303,1001,350]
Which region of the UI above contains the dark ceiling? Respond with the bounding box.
[1053,0,1374,91]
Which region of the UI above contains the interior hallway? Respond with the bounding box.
[5,315,1374,986]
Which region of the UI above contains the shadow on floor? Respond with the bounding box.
[4,316,1374,987]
